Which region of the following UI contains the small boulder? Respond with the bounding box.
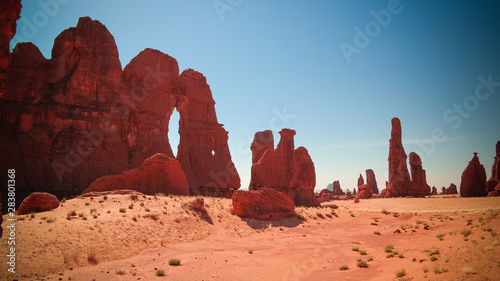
[188,198,208,214]
[232,188,295,220]
[18,192,59,215]
[356,184,372,199]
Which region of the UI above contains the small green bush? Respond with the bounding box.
[156,269,165,276]
[339,265,349,270]
[396,269,406,277]
[169,259,181,266]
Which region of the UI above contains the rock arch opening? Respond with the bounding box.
[168,108,180,158]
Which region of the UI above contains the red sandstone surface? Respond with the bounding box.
[17,192,60,215]
[232,188,296,220]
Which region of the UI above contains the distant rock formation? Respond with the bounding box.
[357,174,364,187]
[441,187,446,194]
[0,0,21,98]
[460,153,487,197]
[0,17,240,204]
[83,153,189,196]
[365,169,379,194]
[17,192,60,215]
[447,183,458,194]
[486,141,500,194]
[386,118,412,197]
[431,186,437,195]
[408,152,431,197]
[332,180,344,195]
[356,184,372,199]
[232,188,296,220]
[249,129,318,206]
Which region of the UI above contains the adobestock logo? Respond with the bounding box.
[213,0,243,21]
[10,0,71,49]
[339,0,411,64]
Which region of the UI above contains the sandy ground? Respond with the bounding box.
[1,194,499,281]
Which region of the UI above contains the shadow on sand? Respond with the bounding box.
[240,215,303,230]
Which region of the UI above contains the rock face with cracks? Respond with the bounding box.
[232,188,296,220]
[0,0,21,98]
[17,192,60,215]
[408,152,431,197]
[332,180,344,195]
[83,153,189,196]
[249,129,318,207]
[0,17,240,206]
[460,153,487,197]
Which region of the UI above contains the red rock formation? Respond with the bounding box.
[0,0,21,98]
[447,183,458,194]
[365,169,379,194]
[0,17,240,203]
[353,188,357,195]
[83,153,189,196]
[486,141,500,193]
[249,129,318,206]
[332,180,344,195]
[357,174,364,187]
[356,184,372,199]
[232,188,296,220]
[460,153,487,197]
[441,187,446,195]
[487,182,500,197]
[408,152,431,197]
[431,186,437,195]
[17,192,59,215]
[380,189,387,197]
[386,118,412,197]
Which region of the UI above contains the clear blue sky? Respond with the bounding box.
[12,0,500,192]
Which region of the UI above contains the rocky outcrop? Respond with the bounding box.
[356,184,372,199]
[357,174,364,187]
[0,17,240,204]
[431,186,437,195]
[249,129,318,206]
[365,169,379,194]
[447,183,458,194]
[17,192,59,215]
[0,0,21,98]
[332,180,343,195]
[486,141,500,193]
[188,198,208,214]
[232,188,296,220]
[441,187,447,195]
[83,153,189,196]
[408,152,431,197]
[386,118,412,197]
[460,153,487,197]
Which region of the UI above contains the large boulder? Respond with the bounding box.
[0,17,240,205]
[232,188,295,220]
[17,192,60,215]
[83,153,189,196]
[460,153,487,197]
[249,129,318,207]
[356,184,372,199]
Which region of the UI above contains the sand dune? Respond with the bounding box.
[1,195,499,281]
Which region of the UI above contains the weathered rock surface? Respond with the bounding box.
[408,152,431,197]
[232,188,296,220]
[0,0,21,98]
[447,183,458,194]
[356,184,372,199]
[386,118,412,197]
[83,153,189,196]
[249,129,318,207]
[486,141,500,193]
[0,17,240,205]
[431,186,437,195]
[365,169,379,194]
[460,153,487,197]
[332,180,344,195]
[188,198,208,214]
[357,174,364,187]
[17,192,60,215]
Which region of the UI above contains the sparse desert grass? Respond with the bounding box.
[132,216,137,222]
[381,208,390,215]
[398,253,404,258]
[386,253,395,258]
[66,210,77,220]
[374,231,381,235]
[395,269,406,277]
[143,213,159,220]
[331,210,338,217]
[87,249,98,265]
[350,212,355,217]
[367,256,374,262]
[491,231,497,237]
[78,213,84,217]
[297,214,307,221]
[360,250,367,255]
[128,204,134,209]
[140,202,145,207]
[248,250,253,254]
[357,260,368,268]
[370,222,378,226]
[85,202,90,206]
[339,265,349,270]
[461,229,472,237]
[169,259,181,266]
[316,212,325,219]
[423,266,429,273]
[436,233,445,241]
[352,247,359,252]
[326,213,332,218]
[119,208,126,213]
[430,256,438,262]
[384,245,394,252]
[115,270,126,275]
[156,269,165,276]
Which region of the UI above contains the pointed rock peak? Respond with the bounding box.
[409,152,422,165]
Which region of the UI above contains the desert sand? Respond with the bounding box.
[1,194,499,281]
